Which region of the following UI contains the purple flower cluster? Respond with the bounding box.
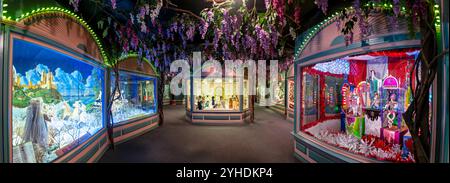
[244,34,257,55]
[200,10,214,39]
[264,0,271,9]
[111,0,117,10]
[294,6,301,24]
[255,25,271,56]
[314,0,328,14]
[186,25,195,41]
[412,0,426,24]
[69,0,80,12]
[272,0,285,24]
[393,0,401,16]
[353,0,370,39]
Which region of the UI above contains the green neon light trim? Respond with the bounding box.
[1,7,109,63]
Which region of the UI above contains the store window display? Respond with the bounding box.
[11,39,104,163]
[111,72,157,124]
[192,78,243,111]
[299,49,419,162]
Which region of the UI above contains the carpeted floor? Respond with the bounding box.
[98,105,299,163]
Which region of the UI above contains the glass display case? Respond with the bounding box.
[192,77,242,111]
[163,84,170,105]
[243,80,249,110]
[111,71,157,124]
[186,75,249,124]
[298,49,419,162]
[11,39,104,163]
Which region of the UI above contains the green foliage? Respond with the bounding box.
[12,87,62,108]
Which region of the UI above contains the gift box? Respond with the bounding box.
[352,116,365,139]
[402,133,412,156]
[345,116,356,135]
[346,116,365,139]
[364,109,382,137]
[381,126,408,144]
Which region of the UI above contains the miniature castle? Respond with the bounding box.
[14,71,57,90]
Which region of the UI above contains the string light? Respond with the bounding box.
[1,6,109,63]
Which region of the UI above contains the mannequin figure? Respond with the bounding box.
[384,93,399,127]
[369,70,381,99]
[23,98,49,163]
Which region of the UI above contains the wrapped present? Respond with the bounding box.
[352,116,365,139]
[402,132,412,156]
[345,116,365,138]
[364,109,382,137]
[381,126,408,144]
[345,116,356,135]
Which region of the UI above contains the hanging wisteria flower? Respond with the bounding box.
[186,25,195,41]
[272,0,285,25]
[140,23,147,33]
[289,27,296,40]
[314,0,328,14]
[111,0,117,10]
[393,0,401,16]
[264,0,270,9]
[138,6,146,23]
[353,0,370,39]
[69,0,80,12]
[150,0,162,23]
[130,13,135,24]
[199,20,209,39]
[294,6,301,24]
[213,28,222,50]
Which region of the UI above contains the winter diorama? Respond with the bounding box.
[11,39,104,163]
[111,72,157,124]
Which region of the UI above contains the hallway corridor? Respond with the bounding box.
[99,105,299,163]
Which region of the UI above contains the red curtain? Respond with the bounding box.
[348,59,367,86]
[388,58,416,87]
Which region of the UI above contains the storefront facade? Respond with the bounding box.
[185,69,250,124]
[111,55,160,144]
[293,7,447,163]
[0,2,160,162]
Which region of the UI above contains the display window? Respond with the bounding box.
[186,79,191,110]
[11,38,105,163]
[287,79,295,110]
[111,71,157,124]
[191,77,244,111]
[298,49,420,162]
[243,80,249,110]
[273,72,285,105]
[163,84,170,101]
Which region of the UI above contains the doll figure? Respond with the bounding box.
[220,96,226,109]
[384,93,398,111]
[369,70,381,99]
[371,92,380,108]
[384,93,399,128]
